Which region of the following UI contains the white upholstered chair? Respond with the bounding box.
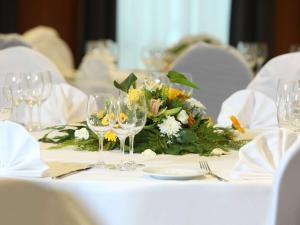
[171,43,252,120]
[0,179,99,225]
[247,52,300,101]
[23,26,75,80]
[266,141,300,225]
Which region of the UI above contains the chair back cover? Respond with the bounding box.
[171,43,252,119]
[23,26,75,80]
[0,179,99,225]
[247,52,300,101]
[0,46,65,84]
[267,140,300,225]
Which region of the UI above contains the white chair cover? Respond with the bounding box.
[0,179,99,225]
[267,138,300,225]
[247,52,300,101]
[171,43,253,119]
[0,46,65,84]
[217,89,277,130]
[23,26,75,80]
[74,50,125,95]
[0,34,31,50]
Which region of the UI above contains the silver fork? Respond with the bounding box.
[199,161,228,182]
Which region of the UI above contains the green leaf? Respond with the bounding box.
[176,129,197,144]
[163,107,181,116]
[167,71,200,90]
[113,73,138,93]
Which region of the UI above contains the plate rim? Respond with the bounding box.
[143,166,206,179]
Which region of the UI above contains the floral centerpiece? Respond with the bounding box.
[39,71,246,155]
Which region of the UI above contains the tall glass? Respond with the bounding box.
[5,73,23,123]
[20,72,44,131]
[287,81,300,132]
[86,93,114,166]
[0,86,12,121]
[38,71,53,129]
[128,91,147,169]
[276,80,293,129]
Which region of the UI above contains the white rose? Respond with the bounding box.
[74,128,89,140]
[177,110,189,124]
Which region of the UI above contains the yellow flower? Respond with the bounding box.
[96,110,104,119]
[119,112,128,123]
[230,115,245,134]
[104,130,117,142]
[128,89,142,104]
[101,115,109,126]
[207,116,213,127]
[168,87,187,100]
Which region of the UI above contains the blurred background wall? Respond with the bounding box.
[0,0,299,67]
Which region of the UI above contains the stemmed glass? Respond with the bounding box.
[286,81,300,132]
[0,86,12,121]
[127,91,147,169]
[86,93,114,166]
[110,91,137,170]
[5,73,23,122]
[37,71,53,129]
[276,80,293,129]
[20,72,44,131]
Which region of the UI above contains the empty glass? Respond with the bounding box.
[5,73,23,123]
[86,93,114,166]
[276,80,293,129]
[38,71,53,129]
[20,72,44,131]
[287,81,300,132]
[0,86,12,121]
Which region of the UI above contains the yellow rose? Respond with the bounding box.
[128,89,142,104]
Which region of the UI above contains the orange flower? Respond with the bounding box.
[168,87,187,100]
[188,114,196,127]
[230,115,245,134]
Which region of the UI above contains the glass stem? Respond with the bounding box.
[37,100,42,129]
[27,104,33,131]
[129,134,135,157]
[98,134,104,152]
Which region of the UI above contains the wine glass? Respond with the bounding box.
[5,73,23,123]
[276,80,293,129]
[127,91,147,169]
[255,43,268,72]
[0,86,12,121]
[110,91,137,170]
[37,71,53,129]
[287,81,300,132]
[20,72,44,131]
[86,93,114,166]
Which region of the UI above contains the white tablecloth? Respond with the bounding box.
[36,148,272,225]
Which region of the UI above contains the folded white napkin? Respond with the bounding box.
[217,89,278,130]
[231,128,300,180]
[0,121,48,177]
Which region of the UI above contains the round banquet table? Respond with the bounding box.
[33,143,273,225]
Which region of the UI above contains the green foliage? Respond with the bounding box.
[113,73,137,93]
[167,71,200,90]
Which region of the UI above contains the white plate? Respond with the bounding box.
[143,166,206,180]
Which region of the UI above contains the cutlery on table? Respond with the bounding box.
[52,164,95,179]
[199,161,228,182]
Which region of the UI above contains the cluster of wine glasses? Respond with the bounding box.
[4,71,52,131]
[86,90,147,171]
[276,79,300,131]
[237,42,268,74]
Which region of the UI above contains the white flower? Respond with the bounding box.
[211,148,227,156]
[143,79,163,91]
[177,110,189,124]
[74,128,89,140]
[158,116,182,138]
[186,98,206,111]
[142,149,157,158]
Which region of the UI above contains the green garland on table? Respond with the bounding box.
[39,71,247,156]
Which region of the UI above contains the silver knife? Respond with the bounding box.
[52,165,95,179]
